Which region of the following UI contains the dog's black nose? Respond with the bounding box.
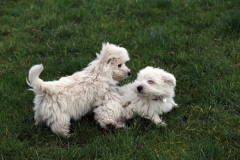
[128,72,131,76]
[137,86,143,92]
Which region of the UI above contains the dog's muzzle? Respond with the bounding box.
[128,72,131,76]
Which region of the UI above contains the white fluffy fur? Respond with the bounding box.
[27,43,130,137]
[120,66,178,126]
[94,66,178,129]
[93,99,128,130]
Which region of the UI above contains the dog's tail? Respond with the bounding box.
[26,64,44,92]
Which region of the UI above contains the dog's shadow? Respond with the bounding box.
[17,113,172,148]
[17,115,102,147]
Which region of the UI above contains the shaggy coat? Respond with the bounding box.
[27,43,130,137]
[119,67,178,126]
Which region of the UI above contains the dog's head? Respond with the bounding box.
[97,43,131,81]
[134,67,176,100]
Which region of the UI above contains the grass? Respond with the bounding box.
[1,0,240,159]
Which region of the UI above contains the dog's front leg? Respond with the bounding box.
[151,114,167,127]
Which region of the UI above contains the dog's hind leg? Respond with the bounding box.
[50,114,71,137]
[34,112,42,125]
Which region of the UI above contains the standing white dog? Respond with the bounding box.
[27,43,130,137]
[94,66,178,128]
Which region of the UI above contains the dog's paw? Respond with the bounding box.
[156,121,167,127]
[174,103,179,107]
[60,132,72,138]
[116,123,126,129]
[65,133,72,138]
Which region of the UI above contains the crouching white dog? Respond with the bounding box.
[120,66,178,126]
[27,43,130,137]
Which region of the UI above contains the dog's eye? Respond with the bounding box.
[147,80,154,84]
[118,64,122,68]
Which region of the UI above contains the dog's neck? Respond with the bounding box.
[85,59,113,79]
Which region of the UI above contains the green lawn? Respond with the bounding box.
[1,0,240,159]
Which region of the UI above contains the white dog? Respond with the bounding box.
[120,66,178,126]
[27,43,130,137]
[94,66,178,129]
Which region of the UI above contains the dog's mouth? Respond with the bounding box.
[135,90,146,95]
[137,90,144,94]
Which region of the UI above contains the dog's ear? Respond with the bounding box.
[107,58,115,64]
[96,53,100,59]
[162,74,176,87]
